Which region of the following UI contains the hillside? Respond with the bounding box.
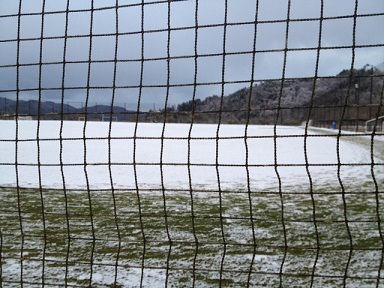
[174,66,383,126]
[1,66,383,127]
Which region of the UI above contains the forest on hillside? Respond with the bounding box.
[166,66,383,126]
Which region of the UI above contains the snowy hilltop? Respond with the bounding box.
[173,66,383,125]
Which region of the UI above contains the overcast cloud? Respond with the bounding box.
[0,0,383,110]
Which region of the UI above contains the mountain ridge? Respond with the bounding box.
[0,98,137,121]
[173,66,383,125]
[1,66,383,125]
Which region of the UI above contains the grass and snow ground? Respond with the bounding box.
[0,120,383,287]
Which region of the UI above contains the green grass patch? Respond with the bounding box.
[1,184,383,287]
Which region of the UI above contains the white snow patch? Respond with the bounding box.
[0,120,382,191]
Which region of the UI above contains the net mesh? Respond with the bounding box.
[0,0,384,287]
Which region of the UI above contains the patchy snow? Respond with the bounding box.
[0,121,383,287]
[2,258,167,288]
[0,120,382,191]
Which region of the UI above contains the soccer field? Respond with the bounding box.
[0,120,383,287]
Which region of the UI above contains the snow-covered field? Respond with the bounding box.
[0,120,383,191]
[0,120,383,287]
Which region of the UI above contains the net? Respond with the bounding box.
[0,0,383,287]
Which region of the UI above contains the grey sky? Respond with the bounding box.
[0,0,383,110]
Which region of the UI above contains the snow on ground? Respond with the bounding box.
[0,120,382,191]
[1,120,383,287]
